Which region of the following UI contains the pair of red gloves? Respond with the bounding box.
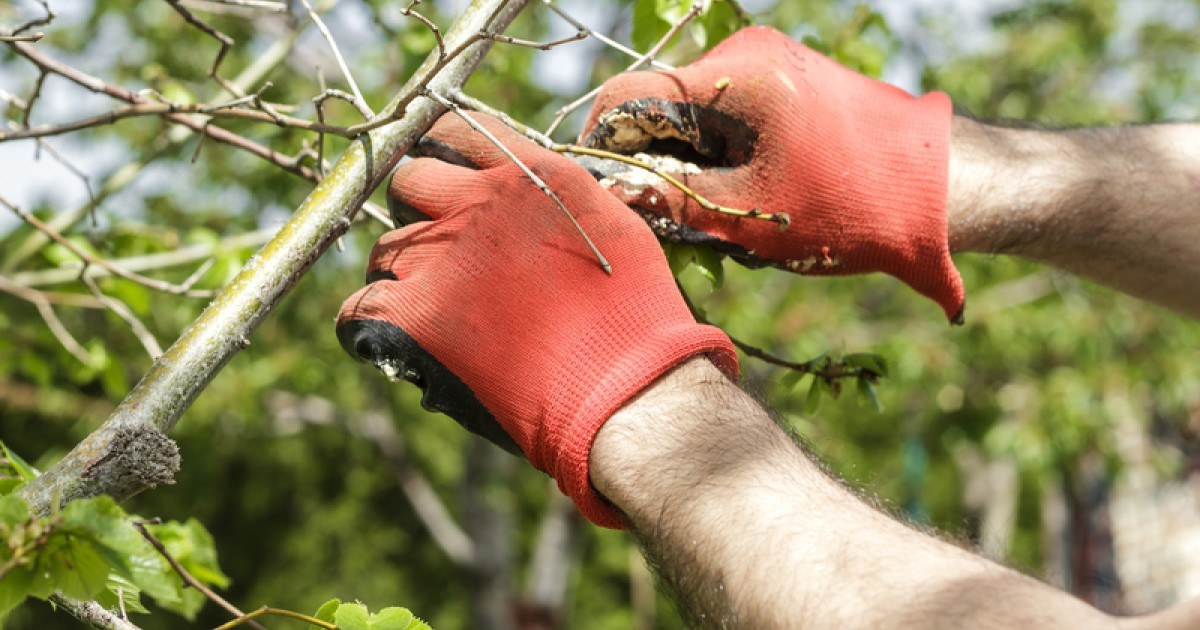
[336,27,963,528]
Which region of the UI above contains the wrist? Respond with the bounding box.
[589,357,785,527]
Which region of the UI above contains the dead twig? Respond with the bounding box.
[545,2,704,136]
[540,0,672,70]
[424,88,612,274]
[132,520,267,630]
[450,90,788,228]
[0,274,94,365]
[298,0,372,116]
[1,197,215,298]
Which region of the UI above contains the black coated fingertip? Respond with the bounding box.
[333,318,525,458]
[365,269,398,284]
[387,194,431,228]
[413,136,478,168]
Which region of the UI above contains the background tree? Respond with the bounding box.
[3,0,1200,628]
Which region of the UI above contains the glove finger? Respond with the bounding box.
[335,289,523,456]
[420,111,552,171]
[388,156,484,222]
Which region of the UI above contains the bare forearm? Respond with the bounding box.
[591,358,1119,628]
[948,117,1200,319]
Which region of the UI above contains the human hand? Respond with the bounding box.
[336,112,738,528]
[580,26,965,322]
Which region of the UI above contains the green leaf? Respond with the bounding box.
[663,243,693,276]
[95,574,151,615]
[335,602,371,630]
[0,494,30,523]
[842,353,888,377]
[857,377,883,412]
[51,537,113,600]
[0,563,35,621]
[779,370,809,394]
[804,378,823,416]
[312,598,341,626]
[692,246,725,289]
[0,441,39,491]
[631,0,667,52]
[370,606,414,630]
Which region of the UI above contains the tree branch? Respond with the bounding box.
[17,0,530,517]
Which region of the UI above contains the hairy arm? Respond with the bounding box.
[591,357,1132,629]
[948,117,1200,319]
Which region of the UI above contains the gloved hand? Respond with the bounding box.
[336,113,738,529]
[580,26,965,322]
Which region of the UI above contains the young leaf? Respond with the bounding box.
[857,376,883,412]
[804,378,823,416]
[370,606,415,630]
[335,602,371,630]
[0,441,38,493]
[842,353,888,378]
[779,370,809,394]
[312,598,341,625]
[692,246,725,289]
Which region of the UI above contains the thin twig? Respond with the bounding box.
[213,606,334,630]
[163,0,244,97]
[82,275,164,359]
[8,0,54,37]
[399,0,445,60]
[677,283,868,381]
[6,39,321,180]
[483,29,586,51]
[424,88,612,274]
[0,274,93,365]
[450,90,789,228]
[541,0,672,70]
[0,32,43,42]
[132,520,267,630]
[545,2,703,136]
[298,0,371,114]
[12,227,276,287]
[1,197,215,297]
[188,0,289,13]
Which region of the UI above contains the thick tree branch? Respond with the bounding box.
[17,0,530,517]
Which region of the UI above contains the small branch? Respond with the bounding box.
[545,2,703,136]
[11,227,276,287]
[0,274,93,365]
[185,0,289,13]
[450,90,788,228]
[557,144,790,228]
[6,39,320,179]
[298,0,371,114]
[163,0,243,97]
[0,32,43,42]
[541,0,672,70]
[424,88,612,274]
[46,595,144,630]
[17,0,529,522]
[8,0,54,38]
[213,606,334,630]
[1,198,215,297]
[132,520,266,630]
[677,283,868,382]
[82,275,164,359]
[483,29,586,51]
[399,0,445,60]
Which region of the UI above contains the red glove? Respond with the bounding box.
[336,113,738,529]
[581,26,965,322]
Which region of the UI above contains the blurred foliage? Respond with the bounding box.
[2,0,1200,627]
